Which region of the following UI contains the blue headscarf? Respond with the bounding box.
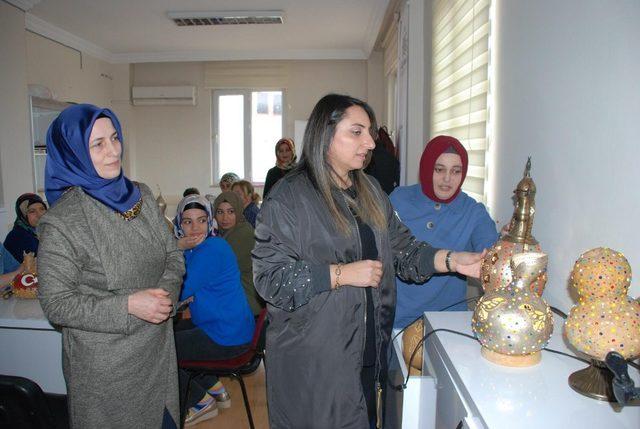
[45,104,141,213]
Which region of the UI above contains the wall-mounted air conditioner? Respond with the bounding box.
[131,86,197,106]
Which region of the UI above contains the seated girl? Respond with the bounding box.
[173,195,255,427]
[213,191,264,316]
[231,180,260,228]
[4,193,47,262]
[391,135,499,329]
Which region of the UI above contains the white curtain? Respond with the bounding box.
[430,0,492,203]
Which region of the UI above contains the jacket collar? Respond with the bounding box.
[411,184,465,214]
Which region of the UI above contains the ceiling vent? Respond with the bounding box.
[168,10,284,26]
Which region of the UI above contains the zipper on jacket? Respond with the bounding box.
[343,191,377,425]
[376,381,383,428]
[373,229,385,429]
[362,287,367,361]
[352,210,367,369]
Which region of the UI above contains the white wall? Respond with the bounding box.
[131,59,381,213]
[131,61,211,208]
[491,0,640,311]
[0,2,31,238]
[367,50,386,124]
[26,32,114,107]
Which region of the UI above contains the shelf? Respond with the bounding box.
[30,96,69,194]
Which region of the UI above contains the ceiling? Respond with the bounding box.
[13,0,391,63]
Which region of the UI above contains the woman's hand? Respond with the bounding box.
[451,249,488,278]
[177,235,205,250]
[499,222,510,236]
[331,260,383,289]
[128,288,173,324]
[435,249,487,278]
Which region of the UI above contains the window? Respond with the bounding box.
[430,0,493,203]
[212,90,283,184]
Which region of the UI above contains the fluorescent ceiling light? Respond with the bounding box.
[167,10,284,26]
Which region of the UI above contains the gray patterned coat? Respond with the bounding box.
[37,183,185,429]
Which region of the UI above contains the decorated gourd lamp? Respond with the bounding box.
[472,252,554,366]
[564,247,640,401]
[402,320,424,375]
[481,158,546,296]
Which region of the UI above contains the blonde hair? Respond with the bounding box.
[232,180,261,204]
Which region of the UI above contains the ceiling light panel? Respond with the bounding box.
[168,10,284,26]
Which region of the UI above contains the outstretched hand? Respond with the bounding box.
[451,249,488,278]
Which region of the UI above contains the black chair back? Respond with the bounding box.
[0,374,56,429]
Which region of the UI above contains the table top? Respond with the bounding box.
[423,311,640,429]
[0,296,55,330]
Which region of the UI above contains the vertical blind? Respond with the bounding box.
[430,0,492,203]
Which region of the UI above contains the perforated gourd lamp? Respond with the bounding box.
[564,247,640,401]
[481,158,546,297]
[473,252,554,366]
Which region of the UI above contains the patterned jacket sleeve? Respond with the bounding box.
[252,184,330,312]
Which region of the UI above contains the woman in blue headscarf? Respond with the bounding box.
[173,194,254,427]
[37,104,185,429]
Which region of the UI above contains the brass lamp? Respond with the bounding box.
[481,158,546,297]
[564,247,640,401]
[155,188,175,231]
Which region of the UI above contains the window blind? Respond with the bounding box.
[430,0,492,203]
[204,61,289,89]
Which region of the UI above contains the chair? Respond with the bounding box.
[0,374,60,429]
[178,309,268,429]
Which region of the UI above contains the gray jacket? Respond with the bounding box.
[252,171,438,428]
[37,183,185,428]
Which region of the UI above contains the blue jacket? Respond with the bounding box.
[243,202,260,229]
[4,226,39,263]
[181,237,255,346]
[390,184,498,329]
[1,243,20,274]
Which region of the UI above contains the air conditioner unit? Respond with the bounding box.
[131,86,197,106]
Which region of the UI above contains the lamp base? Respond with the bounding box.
[568,361,615,402]
[480,347,541,367]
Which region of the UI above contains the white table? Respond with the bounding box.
[394,311,640,429]
[0,297,65,394]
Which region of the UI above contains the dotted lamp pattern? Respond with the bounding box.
[565,247,640,361]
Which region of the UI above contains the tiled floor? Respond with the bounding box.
[189,362,269,429]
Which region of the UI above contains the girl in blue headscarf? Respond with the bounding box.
[173,194,254,427]
[37,104,185,429]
